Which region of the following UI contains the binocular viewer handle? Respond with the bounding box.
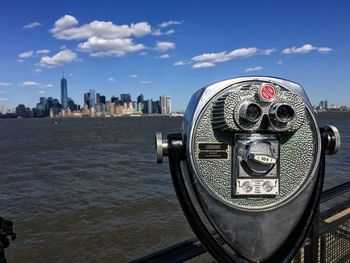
[155,132,169,164]
[322,125,340,155]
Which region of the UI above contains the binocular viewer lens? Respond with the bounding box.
[238,101,295,128]
[239,102,262,123]
[270,103,295,123]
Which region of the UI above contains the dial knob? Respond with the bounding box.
[243,141,276,175]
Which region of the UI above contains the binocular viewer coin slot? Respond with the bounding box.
[155,76,341,262]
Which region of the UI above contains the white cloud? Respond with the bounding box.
[107,77,116,82]
[190,47,275,68]
[39,49,77,68]
[261,48,276,55]
[227,48,258,59]
[18,50,34,58]
[78,37,144,57]
[155,41,175,52]
[192,48,258,63]
[50,15,79,34]
[22,82,53,89]
[129,74,138,78]
[192,51,229,63]
[34,68,43,73]
[22,81,40,87]
[0,98,9,101]
[23,22,41,29]
[160,54,170,59]
[51,18,151,40]
[277,60,283,65]
[159,20,183,28]
[318,47,332,53]
[18,49,50,63]
[245,66,263,72]
[131,22,152,37]
[36,49,50,54]
[139,52,147,56]
[282,44,332,54]
[192,62,216,69]
[174,60,191,66]
[38,90,45,94]
[152,29,175,36]
[140,80,151,84]
[50,15,187,58]
[282,44,316,54]
[0,82,11,87]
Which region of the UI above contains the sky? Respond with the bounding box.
[0,0,350,111]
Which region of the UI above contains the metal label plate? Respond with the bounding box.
[236,178,279,195]
[198,142,228,159]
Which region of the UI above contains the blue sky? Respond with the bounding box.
[0,0,350,111]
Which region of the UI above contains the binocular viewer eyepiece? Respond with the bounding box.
[238,101,295,126]
[239,102,262,123]
[155,76,340,262]
[269,103,295,123]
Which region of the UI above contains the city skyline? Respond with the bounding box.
[0,74,173,118]
[1,1,350,111]
[3,74,346,117]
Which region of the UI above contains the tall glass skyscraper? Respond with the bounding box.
[61,75,68,109]
[89,89,96,107]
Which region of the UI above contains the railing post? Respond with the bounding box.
[304,208,320,263]
[319,235,326,263]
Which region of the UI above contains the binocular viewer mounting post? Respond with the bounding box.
[155,76,340,262]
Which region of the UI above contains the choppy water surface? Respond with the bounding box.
[0,113,349,262]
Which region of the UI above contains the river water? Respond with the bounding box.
[0,113,349,262]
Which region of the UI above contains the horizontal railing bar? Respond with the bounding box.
[130,232,224,263]
[320,181,350,203]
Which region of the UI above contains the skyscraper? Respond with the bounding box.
[89,89,96,107]
[143,99,153,114]
[84,92,90,108]
[160,95,171,114]
[100,95,106,104]
[61,74,68,109]
[121,94,131,104]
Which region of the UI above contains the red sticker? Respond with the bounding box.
[260,85,275,101]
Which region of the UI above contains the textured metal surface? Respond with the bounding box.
[191,82,318,210]
[183,76,315,150]
[212,84,305,132]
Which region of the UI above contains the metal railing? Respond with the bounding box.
[132,181,350,263]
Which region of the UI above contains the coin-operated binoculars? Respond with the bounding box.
[155,76,340,262]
